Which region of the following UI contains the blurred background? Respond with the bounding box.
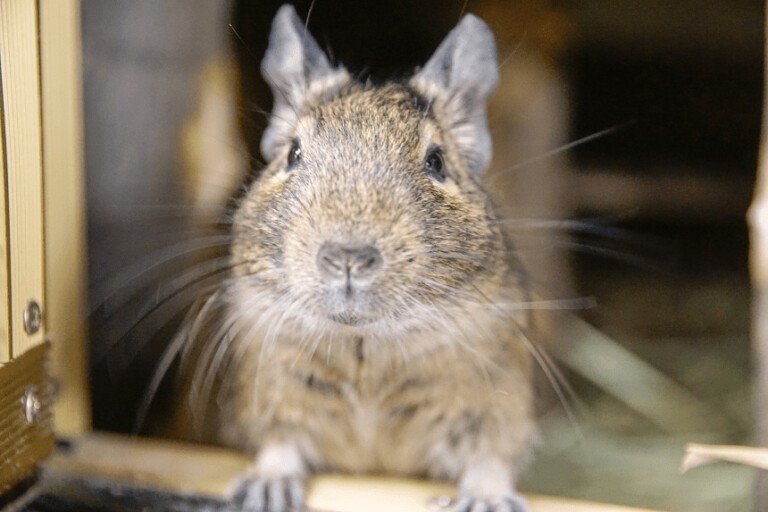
[81,1,762,510]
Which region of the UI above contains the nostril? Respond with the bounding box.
[317,242,347,278]
[350,246,382,278]
[316,242,383,281]
[321,255,344,275]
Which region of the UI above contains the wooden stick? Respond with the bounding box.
[682,443,768,472]
[746,2,768,508]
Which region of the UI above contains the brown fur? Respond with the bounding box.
[173,6,536,512]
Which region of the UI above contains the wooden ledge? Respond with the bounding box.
[41,432,662,512]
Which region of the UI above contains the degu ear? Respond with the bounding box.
[260,4,349,162]
[410,14,499,175]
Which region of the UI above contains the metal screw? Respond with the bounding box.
[21,387,41,423]
[23,300,42,334]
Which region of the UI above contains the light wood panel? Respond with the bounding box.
[0,50,10,363]
[0,0,46,358]
[44,433,663,512]
[39,0,90,434]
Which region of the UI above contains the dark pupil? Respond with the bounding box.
[424,149,445,182]
[287,139,301,170]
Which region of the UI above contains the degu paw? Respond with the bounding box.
[447,492,529,512]
[233,475,306,512]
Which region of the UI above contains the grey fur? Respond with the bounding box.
[260,5,350,161]
[410,14,499,174]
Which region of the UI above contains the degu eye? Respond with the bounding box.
[287,139,302,170]
[423,146,446,182]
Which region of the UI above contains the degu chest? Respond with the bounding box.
[236,340,446,473]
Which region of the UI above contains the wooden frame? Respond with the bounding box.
[0,0,88,493]
[39,0,90,435]
[0,0,53,493]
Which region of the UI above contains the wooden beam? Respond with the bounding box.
[746,2,768,508]
[41,432,662,512]
[38,0,90,435]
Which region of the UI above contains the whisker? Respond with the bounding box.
[134,289,226,433]
[191,294,247,419]
[548,239,670,271]
[492,297,597,312]
[468,283,584,432]
[433,305,500,388]
[513,321,586,436]
[105,202,234,218]
[430,250,493,268]
[210,281,291,411]
[291,321,320,369]
[492,120,636,176]
[102,276,226,386]
[96,257,243,371]
[492,216,662,246]
[495,31,527,72]
[90,235,233,316]
[229,23,260,63]
[457,0,469,20]
[304,0,317,32]
[489,215,674,272]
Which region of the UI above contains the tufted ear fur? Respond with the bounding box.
[410,14,499,175]
[260,5,349,162]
